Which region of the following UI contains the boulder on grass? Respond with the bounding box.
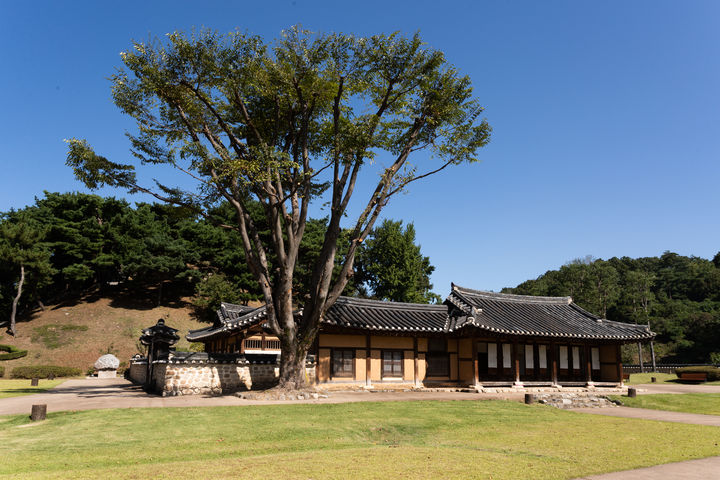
[94,354,120,378]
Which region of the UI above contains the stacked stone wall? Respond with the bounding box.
[129,356,317,396]
[151,362,168,392]
[128,360,147,385]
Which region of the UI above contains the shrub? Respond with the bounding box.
[11,365,82,379]
[675,366,720,382]
[0,344,28,360]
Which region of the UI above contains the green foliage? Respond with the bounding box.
[0,366,4,377]
[193,273,245,312]
[64,27,490,384]
[31,324,88,349]
[0,344,28,360]
[675,366,720,381]
[10,365,82,379]
[354,219,440,303]
[505,251,720,363]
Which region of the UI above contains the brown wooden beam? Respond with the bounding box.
[550,343,558,385]
[366,334,372,387]
[471,338,479,387]
[616,344,623,384]
[585,344,593,384]
[413,336,419,387]
[512,341,520,385]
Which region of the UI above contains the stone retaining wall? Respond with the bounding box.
[128,360,147,385]
[129,356,316,396]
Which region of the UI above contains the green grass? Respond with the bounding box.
[0,379,66,399]
[0,401,718,479]
[612,393,720,416]
[626,372,720,386]
[625,372,678,384]
[31,324,89,349]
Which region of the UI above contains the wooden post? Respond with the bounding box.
[365,334,372,387]
[30,378,39,387]
[585,344,593,384]
[30,404,46,421]
[650,341,657,372]
[616,344,624,384]
[413,336,419,387]
[471,338,479,387]
[637,342,645,373]
[550,343,558,386]
[524,393,535,405]
[512,341,520,385]
[628,387,637,398]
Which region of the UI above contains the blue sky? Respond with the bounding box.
[2,1,719,293]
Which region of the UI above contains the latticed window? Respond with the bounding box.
[426,338,449,377]
[332,349,354,377]
[382,350,403,377]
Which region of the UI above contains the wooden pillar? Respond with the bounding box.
[585,344,593,384]
[413,336,419,387]
[471,338,479,387]
[365,334,372,387]
[261,333,266,351]
[550,343,558,386]
[616,344,623,384]
[512,341,521,385]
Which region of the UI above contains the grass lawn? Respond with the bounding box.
[625,372,677,385]
[0,379,66,399]
[612,393,720,416]
[625,372,720,386]
[0,401,718,479]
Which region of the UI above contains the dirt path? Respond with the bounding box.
[570,406,720,426]
[0,378,528,415]
[634,382,720,394]
[574,456,720,479]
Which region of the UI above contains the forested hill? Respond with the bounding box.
[0,192,438,337]
[502,253,720,364]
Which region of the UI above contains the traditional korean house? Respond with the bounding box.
[186,284,654,389]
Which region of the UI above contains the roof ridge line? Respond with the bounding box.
[451,283,572,304]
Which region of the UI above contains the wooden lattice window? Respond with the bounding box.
[382,350,404,377]
[332,349,354,377]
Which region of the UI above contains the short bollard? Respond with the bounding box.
[628,387,637,398]
[30,378,39,387]
[30,404,47,421]
[524,394,535,405]
[651,377,657,383]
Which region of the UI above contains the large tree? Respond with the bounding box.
[0,215,54,336]
[355,219,439,304]
[66,27,491,388]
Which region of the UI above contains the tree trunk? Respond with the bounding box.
[277,340,309,390]
[9,264,24,336]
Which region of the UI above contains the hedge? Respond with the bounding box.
[675,366,720,382]
[10,365,82,379]
[0,344,28,361]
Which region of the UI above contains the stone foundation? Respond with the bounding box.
[534,393,620,409]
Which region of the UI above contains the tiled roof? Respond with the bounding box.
[186,303,268,341]
[186,287,655,342]
[322,296,449,333]
[445,284,654,340]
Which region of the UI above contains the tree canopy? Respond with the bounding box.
[354,219,439,304]
[504,253,720,363]
[66,27,491,387]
